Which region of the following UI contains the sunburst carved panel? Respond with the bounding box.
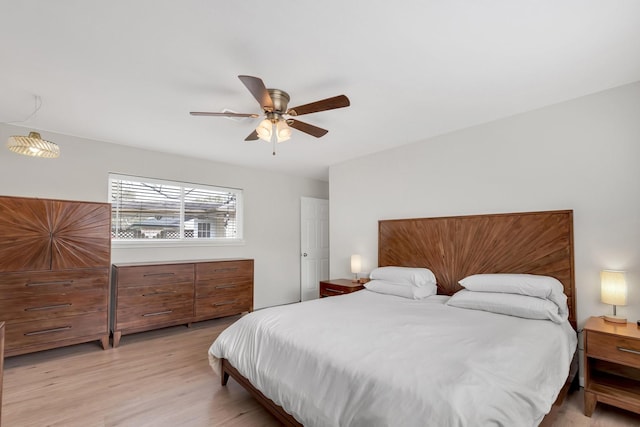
[0,197,51,272]
[49,201,111,270]
[0,196,111,272]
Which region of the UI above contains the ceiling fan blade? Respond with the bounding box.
[238,75,274,110]
[244,130,259,141]
[287,119,329,138]
[190,111,260,118]
[287,95,350,116]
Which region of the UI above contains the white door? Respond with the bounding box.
[300,197,329,301]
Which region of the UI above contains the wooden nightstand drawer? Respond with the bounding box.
[588,331,640,367]
[319,279,365,298]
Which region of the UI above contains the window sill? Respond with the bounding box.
[111,238,246,249]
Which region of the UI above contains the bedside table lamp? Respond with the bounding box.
[351,254,362,283]
[601,270,627,324]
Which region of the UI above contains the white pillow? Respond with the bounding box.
[365,280,436,300]
[459,273,568,315]
[369,266,436,287]
[446,290,566,323]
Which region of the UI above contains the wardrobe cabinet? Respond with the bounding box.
[0,196,111,356]
[112,259,253,347]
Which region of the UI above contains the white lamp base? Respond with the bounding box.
[603,315,627,324]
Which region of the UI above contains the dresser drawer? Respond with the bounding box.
[115,264,194,288]
[587,330,640,367]
[117,282,194,308]
[195,278,252,299]
[0,269,108,299]
[116,301,194,331]
[115,282,194,330]
[195,260,253,281]
[195,293,252,319]
[0,291,107,322]
[5,312,107,351]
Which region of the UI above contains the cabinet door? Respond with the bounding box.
[0,197,111,272]
[0,197,51,272]
[49,200,111,270]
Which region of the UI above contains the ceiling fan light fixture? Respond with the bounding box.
[7,131,60,158]
[276,119,291,143]
[256,119,273,142]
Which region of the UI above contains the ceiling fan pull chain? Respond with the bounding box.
[272,138,276,156]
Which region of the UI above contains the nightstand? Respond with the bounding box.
[583,316,640,416]
[319,279,365,298]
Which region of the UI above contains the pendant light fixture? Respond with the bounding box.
[7,131,60,158]
[6,96,60,158]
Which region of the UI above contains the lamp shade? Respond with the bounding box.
[256,119,273,142]
[276,119,291,142]
[7,132,60,158]
[601,270,627,306]
[350,254,362,274]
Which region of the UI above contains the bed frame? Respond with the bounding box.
[220,209,578,426]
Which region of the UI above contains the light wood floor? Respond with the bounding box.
[2,316,640,427]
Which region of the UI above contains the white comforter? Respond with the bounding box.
[209,290,577,427]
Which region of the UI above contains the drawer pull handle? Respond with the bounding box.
[25,303,72,311]
[142,310,173,317]
[325,288,345,294]
[143,272,175,277]
[25,326,72,336]
[214,300,237,307]
[617,346,640,356]
[214,268,238,273]
[26,280,74,287]
[142,291,175,297]
[215,284,236,289]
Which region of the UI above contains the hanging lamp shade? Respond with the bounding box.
[7,131,60,158]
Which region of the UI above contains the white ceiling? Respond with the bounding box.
[2,1,639,181]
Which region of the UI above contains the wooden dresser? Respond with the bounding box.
[0,196,111,356]
[112,259,253,347]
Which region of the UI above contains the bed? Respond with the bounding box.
[209,210,579,426]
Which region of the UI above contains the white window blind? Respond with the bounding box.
[109,174,242,242]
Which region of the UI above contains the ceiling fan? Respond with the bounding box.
[190,75,350,149]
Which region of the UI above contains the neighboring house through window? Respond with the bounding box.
[109,173,243,244]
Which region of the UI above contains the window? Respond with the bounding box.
[197,222,211,238]
[109,174,243,244]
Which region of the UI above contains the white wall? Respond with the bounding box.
[0,124,328,309]
[330,81,640,328]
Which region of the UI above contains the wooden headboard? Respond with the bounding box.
[378,210,576,328]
